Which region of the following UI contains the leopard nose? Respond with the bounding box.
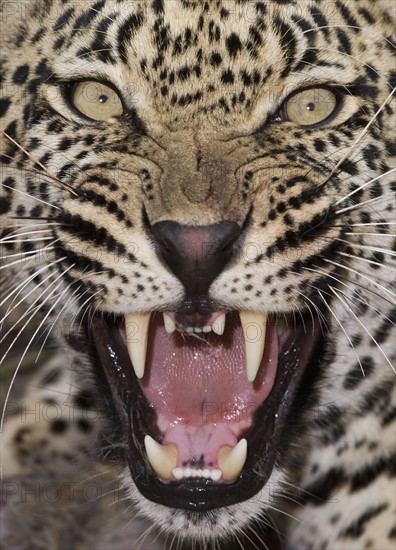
[151,221,242,296]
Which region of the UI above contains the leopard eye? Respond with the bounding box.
[70,81,123,120]
[283,88,337,126]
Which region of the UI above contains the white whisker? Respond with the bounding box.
[1,280,72,432]
[330,286,395,373]
[0,262,72,347]
[327,86,395,179]
[335,168,396,205]
[335,238,396,257]
[336,191,395,215]
[0,257,65,310]
[345,232,396,238]
[2,182,61,210]
[339,251,394,271]
[318,291,364,375]
[323,258,395,301]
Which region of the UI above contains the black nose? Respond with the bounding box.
[151,221,241,296]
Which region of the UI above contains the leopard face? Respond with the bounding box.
[1,0,395,546]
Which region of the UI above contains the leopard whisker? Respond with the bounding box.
[1,128,80,197]
[336,285,396,327]
[88,5,116,22]
[0,276,71,429]
[130,521,158,550]
[0,250,56,274]
[77,290,103,328]
[2,181,61,211]
[1,228,53,242]
[329,286,395,373]
[0,257,65,310]
[335,168,396,205]
[264,503,302,525]
[235,524,262,550]
[323,258,396,301]
[344,232,396,238]
[317,87,395,188]
[77,48,114,60]
[348,222,396,227]
[318,290,364,375]
[303,25,395,50]
[0,236,58,268]
[280,479,326,503]
[34,284,84,364]
[0,282,72,433]
[339,251,395,271]
[1,153,77,190]
[0,261,72,347]
[298,291,329,336]
[336,190,395,215]
[1,236,54,245]
[335,238,396,257]
[9,216,58,221]
[307,265,395,320]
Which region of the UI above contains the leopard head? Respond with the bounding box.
[1,0,394,544]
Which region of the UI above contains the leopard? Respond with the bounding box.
[0,0,395,548]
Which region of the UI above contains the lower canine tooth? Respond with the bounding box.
[239,311,267,382]
[125,312,151,379]
[212,313,226,335]
[163,313,176,334]
[218,439,247,481]
[144,435,178,480]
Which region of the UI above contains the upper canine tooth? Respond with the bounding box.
[212,313,226,335]
[125,312,151,379]
[144,435,178,480]
[163,313,176,334]
[239,311,268,382]
[218,439,247,481]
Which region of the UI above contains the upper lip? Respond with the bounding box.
[89,309,324,511]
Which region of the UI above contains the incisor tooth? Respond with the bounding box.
[163,313,176,334]
[239,311,267,382]
[218,439,247,481]
[125,312,151,379]
[144,435,178,480]
[212,313,226,335]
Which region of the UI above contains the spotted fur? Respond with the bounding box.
[0,1,395,548]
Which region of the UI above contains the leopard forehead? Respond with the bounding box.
[7,0,393,130]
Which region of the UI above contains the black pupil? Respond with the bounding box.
[99,94,108,103]
[306,102,316,111]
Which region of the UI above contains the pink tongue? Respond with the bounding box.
[140,313,278,467]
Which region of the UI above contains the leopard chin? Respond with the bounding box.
[90,306,323,513]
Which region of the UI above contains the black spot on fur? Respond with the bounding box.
[343,357,374,390]
[118,11,145,63]
[40,368,62,386]
[13,64,29,84]
[340,504,388,538]
[77,418,93,433]
[303,468,346,505]
[350,454,396,492]
[50,419,68,435]
[226,33,242,57]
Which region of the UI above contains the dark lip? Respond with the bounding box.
[89,313,323,512]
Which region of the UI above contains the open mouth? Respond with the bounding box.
[90,306,322,511]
